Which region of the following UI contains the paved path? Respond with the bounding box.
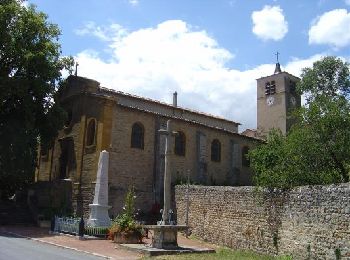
[0,231,103,260]
[0,226,141,259]
[0,226,215,260]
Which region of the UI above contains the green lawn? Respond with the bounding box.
[144,247,292,260]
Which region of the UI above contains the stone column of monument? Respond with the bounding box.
[87,150,111,227]
[159,120,176,224]
[143,119,188,250]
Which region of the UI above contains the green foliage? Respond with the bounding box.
[306,244,311,260]
[108,186,143,239]
[250,56,350,189]
[0,0,74,197]
[273,232,279,251]
[335,248,341,260]
[298,56,350,101]
[249,130,289,189]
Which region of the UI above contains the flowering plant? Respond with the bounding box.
[108,186,144,241]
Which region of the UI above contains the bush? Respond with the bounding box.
[108,186,144,240]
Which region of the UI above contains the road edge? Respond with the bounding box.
[2,231,112,259]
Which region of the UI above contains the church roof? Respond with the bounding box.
[98,86,241,134]
[256,70,300,81]
[101,86,240,124]
[62,76,266,139]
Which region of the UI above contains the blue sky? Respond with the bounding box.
[26,0,350,130]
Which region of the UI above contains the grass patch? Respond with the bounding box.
[143,247,292,260]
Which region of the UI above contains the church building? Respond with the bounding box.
[35,62,300,216]
[257,63,301,136]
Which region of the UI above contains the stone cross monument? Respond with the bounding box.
[158,119,177,225]
[143,120,188,249]
[141,120,187,249]
[87,150,111,227]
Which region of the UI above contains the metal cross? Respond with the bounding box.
[275,51,280,63]
[75,62,79,76]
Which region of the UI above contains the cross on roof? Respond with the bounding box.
[75,62,79,76]
[275,51,280,63]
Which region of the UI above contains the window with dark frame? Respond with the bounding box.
[290,80,296,93]
[211,139,221,162]
[131,122,144,149]
[65,109,73,127]
[242,146,250,167]
[265,80,276,95]
[86,119,96,146]
[174,131,186,156]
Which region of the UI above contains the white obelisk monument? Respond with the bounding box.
[88,150,111,227]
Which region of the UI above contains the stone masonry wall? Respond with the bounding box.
[175,184,350,259]
[109,106,156,216]
[108,105,257,216]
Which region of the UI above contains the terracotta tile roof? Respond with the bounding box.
[99,86,241,126]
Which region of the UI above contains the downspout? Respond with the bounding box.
[79,115,87,184]
[49,141,55,182]
[78,95,88,217]
[37,147,41,182]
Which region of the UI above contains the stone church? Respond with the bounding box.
[35,62,300,216]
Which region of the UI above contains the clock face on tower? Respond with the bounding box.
[267,96,275,106]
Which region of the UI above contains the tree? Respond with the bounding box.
[297,57,350,183]
[0,0,74,198]
[250,56,350,189]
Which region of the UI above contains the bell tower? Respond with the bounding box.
[257,56,301,136]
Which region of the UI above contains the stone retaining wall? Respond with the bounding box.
[175,184,350,259]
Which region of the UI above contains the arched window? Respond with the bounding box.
[242,146,250,167]
[65,109,72,127]
[211,139,221,162]
[175,131,186,156]
[131,122,144,149]
[86,119,96,146]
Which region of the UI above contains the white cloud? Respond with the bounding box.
[251,5,288,41]
[75,22,127,42]
[284,54,324,77]
[309,9,350,49]
[128,0,139,6]
[74,20,335,131]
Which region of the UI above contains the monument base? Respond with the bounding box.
[144,225,188,249]
[87,203,111,227]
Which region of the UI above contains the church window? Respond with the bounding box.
[175,131,186,156]
[290,80,296,93]
[41,146,48,157]
[131,122,144,149]
[86,119,96,146]
[265,81,276,95]
[242,146,250,167]
[65,109,73,127]
[211,139,221,162]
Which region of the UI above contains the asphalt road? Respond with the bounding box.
[0,232,105,260]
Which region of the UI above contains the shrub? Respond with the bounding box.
[108,186,144,241]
